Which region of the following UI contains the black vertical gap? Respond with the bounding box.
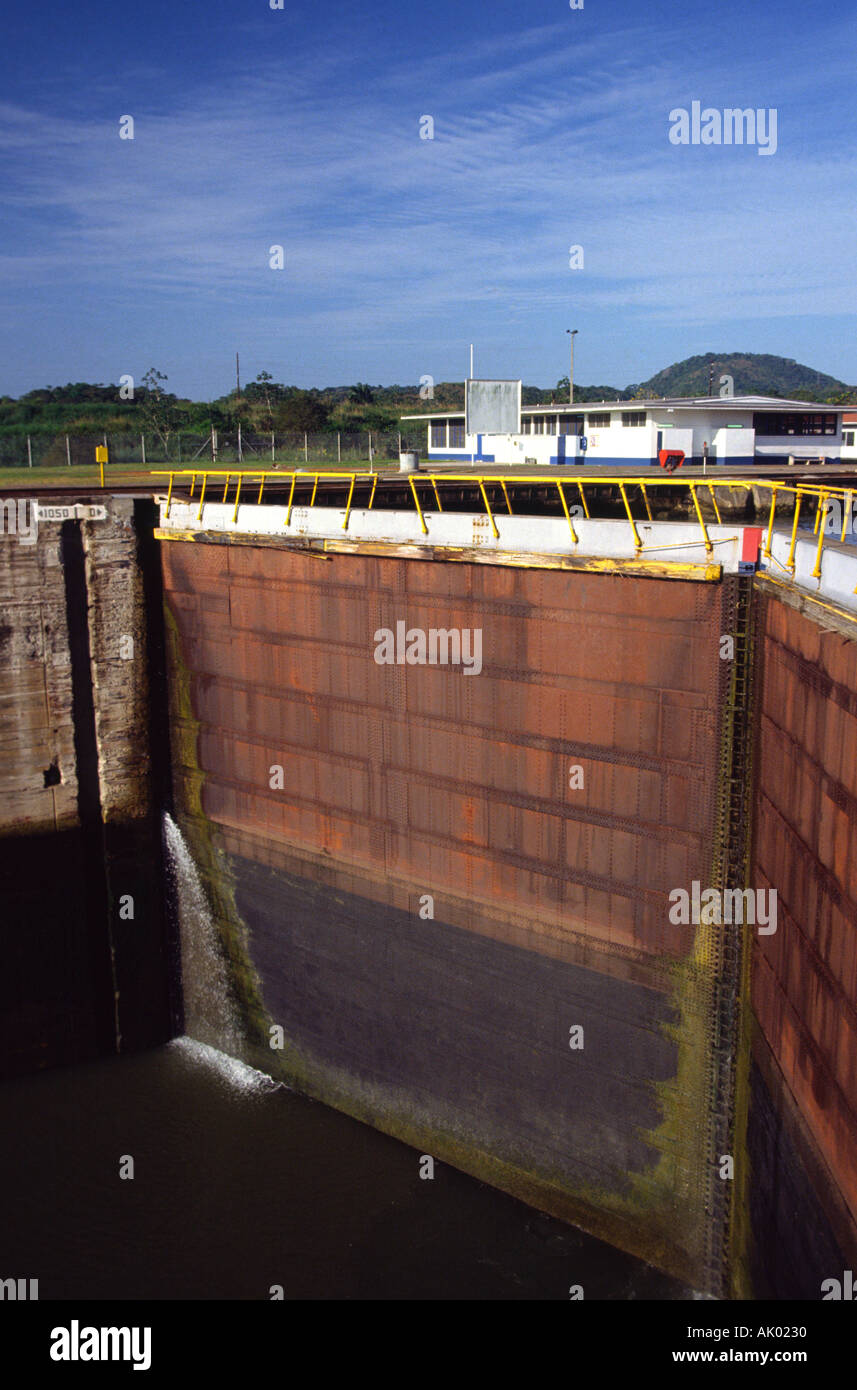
[59,519,117,1056]
[135,498,184,1037]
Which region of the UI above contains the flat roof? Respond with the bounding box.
[401,395,850,421]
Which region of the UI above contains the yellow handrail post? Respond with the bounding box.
[231,474,242,523]
[369,474,378,509]
[189,472,196,499]
[707,483,722,525]
[257,474,265,505]
[640,483,653,522]
[500,480,513,516]
[764,486,778,559]
[310,473,319,507]
[196,473,207,522]
[343,475,356,530]
[431,477,443,513]
[618,481,642,550]
[786,492,802,573]
[409,475,428,534]
[285,473,296,526]
[478,479,500,539]
[576,480,590,519]
[165,472,174,519]
[556,481,578,544]
[222,472,230,503]
[811,492,828,579]
[688,483,713,554]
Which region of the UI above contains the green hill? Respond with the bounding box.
[630,353,851,401]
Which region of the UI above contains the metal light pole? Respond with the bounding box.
[566,329,578,404]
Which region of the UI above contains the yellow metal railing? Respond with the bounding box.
[154,469,857,588]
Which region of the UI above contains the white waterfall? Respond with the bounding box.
[162,812,243,1058]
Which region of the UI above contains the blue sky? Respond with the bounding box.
[2,0,856,398]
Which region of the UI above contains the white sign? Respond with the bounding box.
[35,503,108,523]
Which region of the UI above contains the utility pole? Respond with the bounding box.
[566,329,578,405]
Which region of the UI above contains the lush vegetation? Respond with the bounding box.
[2,353,854,439]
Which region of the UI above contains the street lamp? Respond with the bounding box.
[566,329,578,405]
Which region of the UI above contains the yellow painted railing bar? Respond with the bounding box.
[231,474,242,524]
[189,473,196,498]
[369,474,378,509]
[688,484,712,554]
[196,473,207,521]
[638,535,738,553]
[257,475,265,505]
[310,473,319,506]
[165,473,174,519]
[479,480,500,539]
[501,480,513,516]
[814,494,823,536]
[618,482,642,550]
[410,475,428,535]
[842,490,853,544]
[555,480,578,544]
[431,477,444,513]
[343,475,356,530]
[786,493,802,573]
[640,482,653,522]
[812,493,829,579]
[222,473,231,503]
[764,486,779,558]
[285,474,296,526]
[576,480,590,519]
[707,484,722,525]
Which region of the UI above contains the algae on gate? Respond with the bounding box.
[162,599,274,1064]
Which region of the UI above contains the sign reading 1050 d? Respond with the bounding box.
[35,504,108,523]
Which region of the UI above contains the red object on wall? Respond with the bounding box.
[741,526,763,566]
[658,450,684,471]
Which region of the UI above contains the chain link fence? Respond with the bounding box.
[0,427,428,470]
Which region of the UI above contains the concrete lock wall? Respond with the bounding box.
[161,536,754,1295]
[0,497,175,1077]
[5,496,855,1297]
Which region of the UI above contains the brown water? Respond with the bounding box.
[0,1038,692,1301]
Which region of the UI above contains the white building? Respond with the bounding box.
[401,395,849,468]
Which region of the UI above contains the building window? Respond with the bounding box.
[587,412,611,428]
[753,412,837,437]
[845,431,855,447]
[430,421,446,448]
[533,417,545,435]
[557,415,580,435]
[521,418,532,434]
[448,420,465,448]
[622,412,646,427]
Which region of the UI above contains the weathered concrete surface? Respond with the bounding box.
[80,498,176,1053]
[750,583,857,1292]
[162,537,736,1290]
[0,498,175,1076]
[0,513,102,1072]
[0,513,77,836]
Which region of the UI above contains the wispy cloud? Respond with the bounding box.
[1,9,856,390]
